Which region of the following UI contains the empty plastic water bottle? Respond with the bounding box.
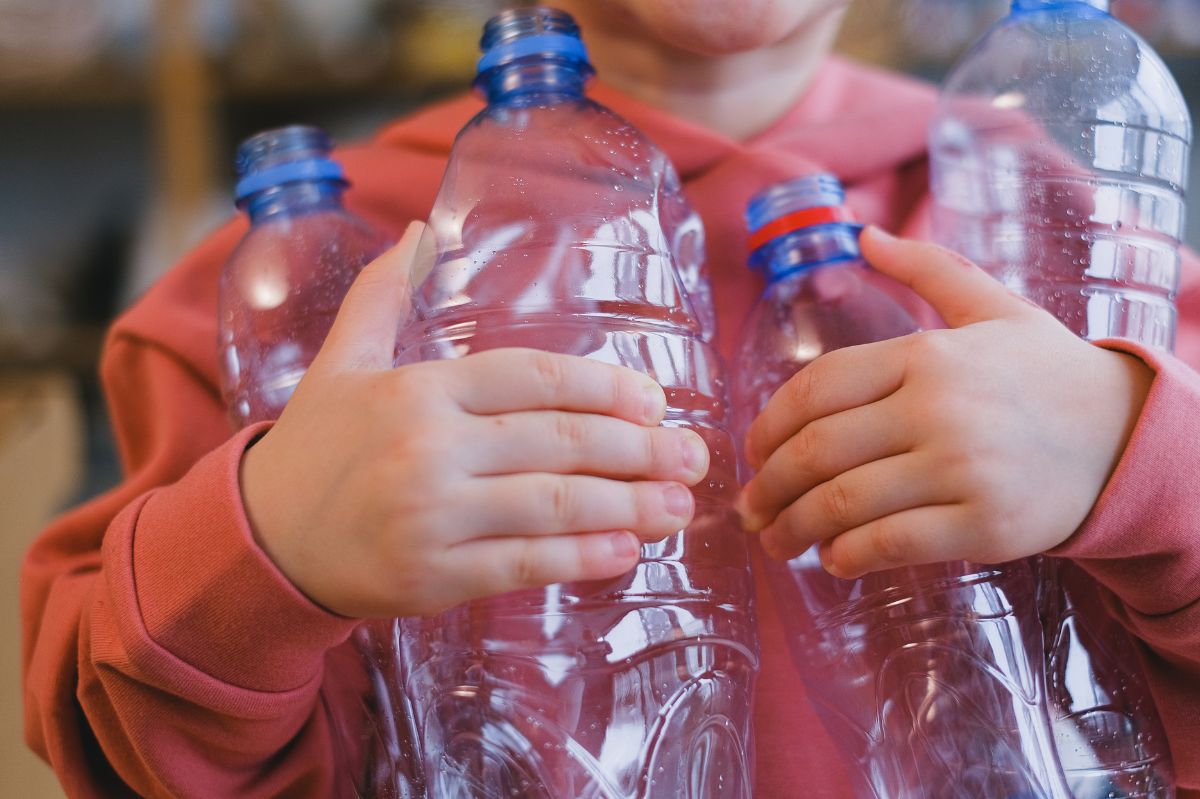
[931,2,1189,794]
[732,174,1072,799]
[218,125,393,427]
[215,127,423,798]
[394,8,758,797]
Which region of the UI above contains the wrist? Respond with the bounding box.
[1102,347,1154,477]
[239,428,302,602]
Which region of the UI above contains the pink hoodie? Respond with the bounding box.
[21,57,1200,797]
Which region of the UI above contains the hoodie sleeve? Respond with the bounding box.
[17,101,470,799]
[20,229,358,798]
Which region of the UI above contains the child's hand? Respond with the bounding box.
[241,223,709,618]
[738,227,1153,579]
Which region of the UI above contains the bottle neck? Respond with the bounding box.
[474,9,593,107]
[243,180,347,224]
[753,224,864,285]
[1012,0,1110,12]
[478,59,589,106]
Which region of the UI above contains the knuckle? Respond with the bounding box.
[819,479,855,528]
[642,427,664,470]
[789,422,826,475]
[554,413,589,454]
[510,539,543,589]
[531,352,569,399]
[388,420,445,470]
[970,491,1018,553]
[379,467,440,525]
[544,476,577,528]
[787,366,820,412]
[907,329,958,368]
[608,369,631,415]
[942,446,996,495]
[869,518,909,566]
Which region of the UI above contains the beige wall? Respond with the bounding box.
[1,374,80,799]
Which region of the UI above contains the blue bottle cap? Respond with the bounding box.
[476,7,592,77]
[746,173,846,235]
[745,174,864,281]
[746,174,860,254]
[234,125,348,204]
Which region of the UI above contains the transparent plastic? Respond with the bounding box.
[931,2,1188,794]
[931,0,1189,348]
[394,9,757,798]
[733,175,1072,799]
[215,127,421,798]
[218,126,393,428]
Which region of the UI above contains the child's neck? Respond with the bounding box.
[565,7,845,142]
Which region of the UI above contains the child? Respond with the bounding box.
[22,0,1200,796]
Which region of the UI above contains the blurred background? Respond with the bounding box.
[2,0,1199,795]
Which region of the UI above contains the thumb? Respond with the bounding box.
[859,226,1037,328]
[313,220,426,372]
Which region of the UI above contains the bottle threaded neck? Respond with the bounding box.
[475,6,593,102]
[236,126,332,178]
[480,6,582,50]
[746,174,862,283]
[234,126,346,209]
[746,173,846,234]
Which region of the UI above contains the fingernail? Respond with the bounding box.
[735,493,767,533]
[741,513,767,534]
[759,527,785,561]
[817,542,834,570]
[820,544,862,580]
[610,531,640,560]
[682,435,709,479]
[643,385,665,424]
[664,484,694,519]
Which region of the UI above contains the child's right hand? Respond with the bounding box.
[240,222,708,619]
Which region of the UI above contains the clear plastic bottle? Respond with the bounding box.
[218,126,392,428]
[215,127,423,798]
[931,3,1189,795]
[394,8,758,798]
[732,175,1072,799]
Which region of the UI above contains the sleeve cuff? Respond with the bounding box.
[120,423,359,693]
[1049,339,1200,616]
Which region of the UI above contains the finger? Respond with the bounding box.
[315,221,425,372]
[442,530,641,601]
[759,453,956,561]
[817,503,973,579]
[467,412,710,484]
[738,398,914,531]
[859,226,1040,329]
[449,348,667,425]
[459,474,694,542]
[745,336,913,469]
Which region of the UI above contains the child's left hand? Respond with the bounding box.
[738,227,1155,578]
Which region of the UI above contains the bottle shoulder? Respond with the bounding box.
[937,12,1191,138]
[739,267,919,359]
[222,209,389,287]
[453,97,676,188]
[231,208,385,251]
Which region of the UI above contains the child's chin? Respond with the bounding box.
[633,1,847,57]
